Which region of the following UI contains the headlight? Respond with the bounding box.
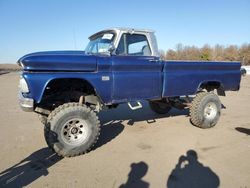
[19,77,29,93]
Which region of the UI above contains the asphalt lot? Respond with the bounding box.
[0,72,249,188]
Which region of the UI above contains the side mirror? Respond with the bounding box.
[108,43,116,55]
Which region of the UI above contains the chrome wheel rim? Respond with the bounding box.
[61,118,89,145]
[204,102,217,120]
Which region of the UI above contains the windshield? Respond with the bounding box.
[85,32,115,54]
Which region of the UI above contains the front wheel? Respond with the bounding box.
[190,92,221,128]
[45,103,100,157]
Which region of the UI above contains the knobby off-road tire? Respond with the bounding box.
[44,103,100,157]
[190,92,221,128]
[149,101,172,114]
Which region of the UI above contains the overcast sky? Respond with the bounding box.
[0,0,249,63]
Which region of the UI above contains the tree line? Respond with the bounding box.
[160,43,250,65]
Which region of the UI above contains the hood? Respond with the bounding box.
[18,51,97,72]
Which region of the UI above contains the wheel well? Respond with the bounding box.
[199,81,225,96]
[38,78,96,109]
[46,78,95,95]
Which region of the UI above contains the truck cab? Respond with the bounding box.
[88,28,163,103]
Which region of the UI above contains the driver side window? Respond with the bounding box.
[116,33,151,56]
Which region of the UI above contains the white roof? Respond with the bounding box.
[89,27,155,39]
[108,27,155,33]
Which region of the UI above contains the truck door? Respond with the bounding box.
[112,33,162,103]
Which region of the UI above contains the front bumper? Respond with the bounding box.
[18,92,34,112]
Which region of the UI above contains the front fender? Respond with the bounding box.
[23,72,113,104]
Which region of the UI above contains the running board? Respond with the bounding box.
[128,102,142,110]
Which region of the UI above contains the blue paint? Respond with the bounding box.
[111,56,162,103]
[19,51,241,106]
[19,51,97,72]
[162,61,241,96]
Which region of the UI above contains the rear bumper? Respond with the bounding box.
[18,92,34,112]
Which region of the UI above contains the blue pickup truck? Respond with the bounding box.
[18,28,241,157]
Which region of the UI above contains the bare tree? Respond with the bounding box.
[164,43,250,65]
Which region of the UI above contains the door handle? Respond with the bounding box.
[149,59,160,63]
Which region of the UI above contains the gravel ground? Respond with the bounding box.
[0,72,249,188]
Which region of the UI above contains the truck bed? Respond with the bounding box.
[162,61,241,97]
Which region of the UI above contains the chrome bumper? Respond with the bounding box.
[18,92,34,112]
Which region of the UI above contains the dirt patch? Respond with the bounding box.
[0,73,249,188]
[0,64,21,74]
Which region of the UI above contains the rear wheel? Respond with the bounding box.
[190,92,221,128]
[44,103,100,157]
[149,100,172,114]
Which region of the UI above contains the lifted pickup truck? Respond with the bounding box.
[18,28,241,157]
